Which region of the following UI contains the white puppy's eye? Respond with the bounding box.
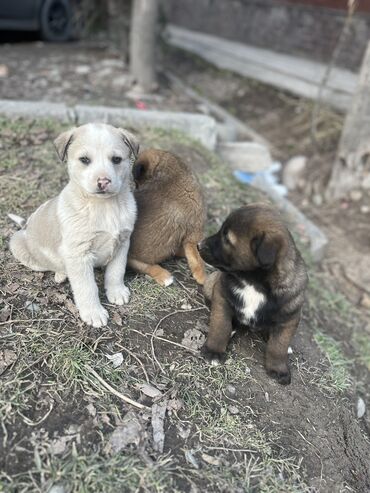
[79,156,91,165]
[112,156,122,165]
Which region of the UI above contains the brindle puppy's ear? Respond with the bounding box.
[251,232,281,269]
[54,127,76,163]
[118,128,140,160]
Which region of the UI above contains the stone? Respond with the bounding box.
[361,205,370,213]
[0,64,9,77]
[349,189,363,201]
[282,155,307,190]
[111,74,130,89]
[217,141,272,172]
[312,194,323,207]
[74,104,217,149]
[361,174,370,189]
[75,64,91,75]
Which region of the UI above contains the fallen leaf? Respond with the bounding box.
[0,306,11,322]
[50,436,68,455]
[7,283,20,294]
[105,352,123,368]
[24,301,40,314]
[86,403,96,417]
[152,400,167,453]
[138,383,162,399]
[0,349,17,375]
[106,411,145,454]
[177,425,190,440]
[167,398,183,413]
[181,328,205,351]
[228,405,239,415]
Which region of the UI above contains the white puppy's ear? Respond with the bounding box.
[118,129,140,160]
[54,128,76,162]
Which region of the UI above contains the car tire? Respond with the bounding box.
[40,0,72,42]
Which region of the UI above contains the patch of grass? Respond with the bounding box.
[128,273,186,315]
[314,332,352,393]
[167,357,311,491]
[352,332,370,371]
[0,449,177,493]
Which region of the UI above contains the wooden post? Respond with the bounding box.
[326,41,370,201]
[129,0,159,92]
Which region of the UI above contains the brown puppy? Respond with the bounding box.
[198,203,308,385]
[128,149,206,286]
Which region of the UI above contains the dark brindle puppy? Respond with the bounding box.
[198,203,308,385]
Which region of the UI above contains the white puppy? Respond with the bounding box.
[10,123,138,327]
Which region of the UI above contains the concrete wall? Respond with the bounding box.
[162,0,370,71]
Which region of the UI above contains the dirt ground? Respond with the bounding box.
[0,38,370,492]
[0,118,369,493]
[0,39,197,113]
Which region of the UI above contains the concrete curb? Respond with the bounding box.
[0,99,217,150]
[165,24,357,111]
[260,184,328,262]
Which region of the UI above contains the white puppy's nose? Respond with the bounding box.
[97,177,111,192]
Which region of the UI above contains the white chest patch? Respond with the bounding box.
[233,282,266,324]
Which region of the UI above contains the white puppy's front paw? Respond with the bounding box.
[79,305,109,328]
[106,284,130,305]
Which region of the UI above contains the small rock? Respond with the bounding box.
[312,194,323,207]
[265,392,270,402]
[228,405,239,415]
[361,175,370,189]
[357,397,366,418]
[177,425,190,439]
[181,328,205,351]
[349,189,363,202]
[361,293,370,310]
[181,302,192,310]
[98,59,124,70]
[111,74,129,89]
[86,403,96,417]
[288,346,293,354]
[0,349,17,375]
[226,384,236,396]
[75,65,90,75]
[48,484,66,493]
[167,398,183,412]
[361,205,370,214]
[0,64,9,77]
[282,155,307,191]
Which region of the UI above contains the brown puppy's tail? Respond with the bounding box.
[8,213,26,229]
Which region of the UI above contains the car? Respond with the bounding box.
[0,0,74,42]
